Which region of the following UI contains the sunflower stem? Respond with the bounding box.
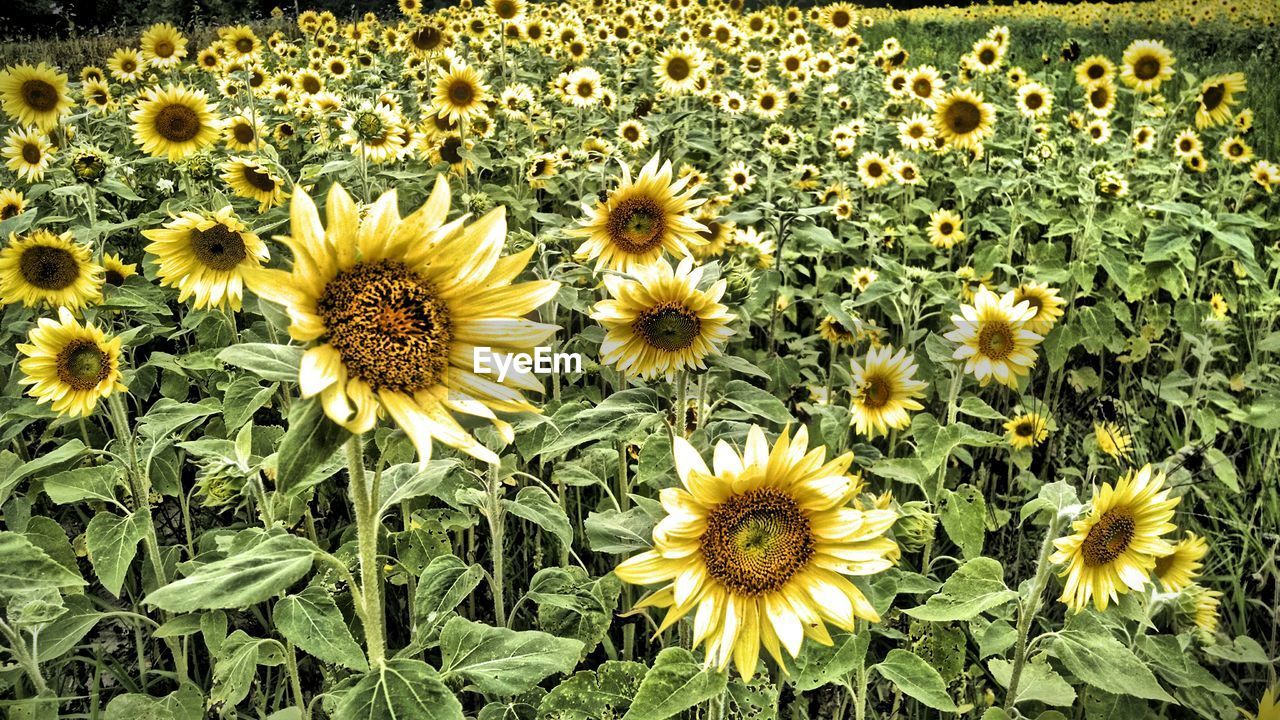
[485,461,508,627]
[346,434,386,668]
[1004,510,1064,711]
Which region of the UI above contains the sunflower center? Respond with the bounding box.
[494,0,518,18]
[1015,421,1035,437]
[866,162,883,178]
[19,245,79,289]
[1133,55,1160,81]
[701,488,814,596]
[319,260,453,393]
[105,268,126,285]
[0,203,19,220]
[944,100,982,134]
[1153,552,1174,578]
[1090,87,1108,108]
[978,321,1015,360]
[832,10,850,26]
[606,196,667,254]
[155,40,175,57]
[978,48,996,65]
[155,104,202,142]
[633,303,701,351]
[1082,509,1136,566]
[241,164,277,192]
[411,27,443,51]
[939,222,954,235]
[122,60,137,73]
[1087,63,1105,80]
[448,79,475,105]
[1201,84,1225,111]
[667,57,691,81]
[623,125,640,141]
[439,137,464,164]
[190,223,248,271]
[21,142,42,165]
[233,122,256,144]
[22,79,59,112]
[861,375,892,409]
[1025,92,1043,110]
[236,38,254,53]
[56,339,110,391]
[577,81,595,97]
[302,76,322,94]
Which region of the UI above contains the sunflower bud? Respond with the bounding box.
[894,501,937,552]
[71,146,109,184]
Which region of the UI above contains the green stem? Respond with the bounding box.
[0,618,47,694]
[284,640,308,719]
[485,462,507,627]
[1004,511,1065,711]
[347,435,385,668]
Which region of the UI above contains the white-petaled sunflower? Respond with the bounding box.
[849,345,927,438]
[221,157,285,211]
[927,209,965,249]
[653,45,705,95]
[0,229,103,310]
[569,154,706,273]
[724,161,755,195]
[140,23,188,69]
[1153,531,1207,593]
[1050,464,1180,612]
[0,62,72,131]
[246,177,560,465]
[131,84,221,161]
[933,89,994,151]
[143,205,268,311]
[339,102,406,164]
[943,285,1042,389]
[1016,82,1053,119]
[615,426,898,677]
[591,256,733,381]
[17,307,127,418]
[1120,40,1175,93]
[2,126,53,182]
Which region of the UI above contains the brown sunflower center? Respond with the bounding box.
[866,161,883,178]
[832,10,850,27]
[0,203,20,220]
[190,223,248,271]
[1090,86,1109,108]
[861,375,892,409]
[302,75,322,94]
[633,303,701,352]
[235,38,254,53]
[1201,84,1225,111]
[494,0,519,18]
[1087,63,1105,80]
[1082,509,1136,566]
[912,77,933,98]
[233,122,256,145]
[606,195,667,254]
[1153,552,1175,578]
[448,79,475,106]
[1015,421,1036,437]
[56,339,110,391]
[22,79,59,112]
[1179,138,1194,152]
[19,244,79,289]
[944,99,982,135]
[154,103,202,143]
[122,60,137,73]
[411,26,443,51]
[240,164,277,192]
[1133,55,1161,81]
[319,260,453,393]
[978,320,1015,361]
[22,142,42,165]
[105,268,126,285]
[939,222,954,235]
[667,57,691,81]
[623,125,640,141]
[701,488,814,596]
[978,48,997,65]
[439,136,464,164]
[576,81,595,97]
[1025,92,1043,110]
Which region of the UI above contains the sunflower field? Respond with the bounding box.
[2,0,1280,718]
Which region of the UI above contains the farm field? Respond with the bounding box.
[1,0,1279,718]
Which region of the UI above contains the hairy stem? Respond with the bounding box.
[347,435,385,668]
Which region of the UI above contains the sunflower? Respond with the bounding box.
[82,81,114,113]
[850,267,877,293]
[1094,421,1133,459]
[1003,412,1049,450]
[489,0,526,21]
[943,286,1042,389]
[732,226,775,269]
[823,2,857,34]
[1241,685,1280,720]
[1084,80,1116,117]
[432,61,489,123]
[107,48,145,83]
[0,63,71,131]
[526,153,558,189]
[563,67,604,108]
[1173,128,1203,159]
[970,38,1004,72]
[16,307,126,418]
[1195,72,1246,129]
[2,127,53,183]
[618,119,650,150]
[246,177,559,464]
[818,315,858,347]
[850,345,926,438]
[221,157,284,211]
[654,45,704,95]
[1011,282,1065,335]
[102,252,138,286]
[933,89,994,152]
[1220,135,1254,164]
[0,188,25,220]
[1132,125,1156,151]
[222,115,264,153]
[569,154,706,273]
[1153,532,1207,593]
[1085,119,1112,145]
[1120,40,1175,93]
[927,209,965,249]
[906,65,943,104]
[692,219,735,259]
[1252,160,1279,193]
[131,85,221,161]
[140,23,187,69]
[856,152,891,189]
[591,257,733,381]
[1009,82,1050,120]
[1074,55,1115,87]
[0,229,103,310]
[142,206,267,310]
[405,23,450,57]
[724,161,755,195]
[221,25,261,57]
[340,102,406,164]
[1184,586,1222,635]
[1209,293,1230,320]
[1050,464,1179,612]
[614,426,898,677]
